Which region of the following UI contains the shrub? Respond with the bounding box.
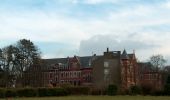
[151,90,164,96]
[65,86,90,95]
[141,85,152,95]
[54,88,68,96]
[38,88,49,97]
[129,86,141,95]
[5,89,17,97]
[47,88,67,96]
[38,88,68,97]
[47,88,56,96]
[119,89,129,95]
[17,88,37,97]
[0,87,66,97]
[0,88,5,98]
[90,88,102,95]
[107,84,118,96]
[164,84,170,95]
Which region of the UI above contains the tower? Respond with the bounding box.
[121,49,129,90]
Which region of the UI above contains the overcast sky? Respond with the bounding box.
[0,0,170,64]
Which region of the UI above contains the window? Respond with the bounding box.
[89,61,91,66]
[104,69,109,75]
[104,61,109,67]
[49,73,53,78]
[61,72,63,77]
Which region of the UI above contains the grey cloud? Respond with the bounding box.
[79,34,159,56]
[127,32,139,38]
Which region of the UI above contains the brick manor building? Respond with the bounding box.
[24,48,163,91]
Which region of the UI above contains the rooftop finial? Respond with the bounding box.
[133,49,135,54]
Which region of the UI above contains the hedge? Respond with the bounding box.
[17,88,37,97]
[0,88,5,98]
[5,89,17,97]
[1,85,170,98]
[107,84,118,96]
[151,90,164,96]
[90,88,102,95]
[65,86,90,95]
[164,84,170,95]
[0,87,68,98]
[129,86,141,95]
[38,88,68,97]
[141,85,152,95]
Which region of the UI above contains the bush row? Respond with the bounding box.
[65,86,90,95]
[0,86,93,98]
[123,84,170,96]
[0,84,170,98]
[0,87,68,98]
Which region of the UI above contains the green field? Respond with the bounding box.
[1,96,170,100]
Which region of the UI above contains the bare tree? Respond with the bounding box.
[0,48,4,69]
[149,54,166,71]
[0,39,41,87]
[0,45,18,87]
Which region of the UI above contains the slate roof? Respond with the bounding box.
[79,56,92,68]
[43,58,68,65]
[42,56,100,69]
[42,58,68,70]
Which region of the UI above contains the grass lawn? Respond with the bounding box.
[1,96,170,100]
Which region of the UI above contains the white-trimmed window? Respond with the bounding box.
[104,61,109,68]
[104,69,109,75]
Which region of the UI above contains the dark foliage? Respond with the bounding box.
[0,88,5,98]
[17,88,37,97]
[129,86,141,95]
[65,86,90,95]
[164,84,170,95]
[38,88,49,97]
[38,88,68,97]
[166,75,170,84]
[5,89,17,97]
[141,85,152,95]
[151,90,164,96]
[90,88,102,95]
[107,84,118,96]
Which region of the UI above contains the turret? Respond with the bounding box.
[121,49,129,60]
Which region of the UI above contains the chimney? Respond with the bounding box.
[107,47,109,52]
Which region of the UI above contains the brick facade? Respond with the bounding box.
[40,56,93,87]
[138,62,163,90]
